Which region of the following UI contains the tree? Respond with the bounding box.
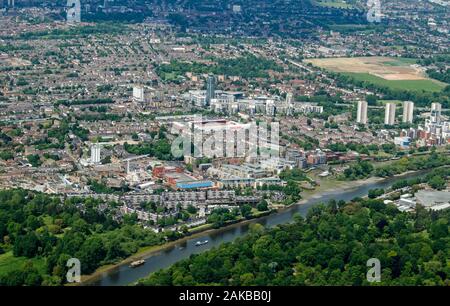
[257,200,269,211]
[181,224,189,235]
[101,155,111,164]
[0,150,14,160]
[428,175,445,190]
[430,219,448,239]
[13,232,40,258]
[76,237,106,274]
[23,261,43,286]
[366,95,377,106]
[368,188,384,199]
[26,154,42,167]
[240,205,252,219]
[187,205,197,214]
[138,196,450,286]
[284,181,302,197]
[0,270,25,286]
[0,189,165,285]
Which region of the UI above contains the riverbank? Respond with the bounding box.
[78,173,390,285]
[83,162,450,285]
[84,167,442,286]
[79,211,276,285]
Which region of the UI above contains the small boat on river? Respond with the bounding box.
[130,260,145,268]
[195,240,209,246]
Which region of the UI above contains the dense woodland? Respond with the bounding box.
[155,55,283,82]
[420,55,450,84]
[0,190,164,285]
[123,126,176,161]
[138,198,449,286]
[342,152,450,180]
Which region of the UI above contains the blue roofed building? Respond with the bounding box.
[176,180,214,190]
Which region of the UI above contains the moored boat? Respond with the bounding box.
[130,259,145,268]
[195,240,209,246]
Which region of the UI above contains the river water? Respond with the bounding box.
[87,171,428,286]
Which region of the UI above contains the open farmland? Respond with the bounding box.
[304,56,447,92]
[340,73,446,92]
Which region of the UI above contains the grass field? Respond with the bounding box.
[380,58,418,66]
[341,72,446,92]
[304,56,447,92]
[0,251,47,278]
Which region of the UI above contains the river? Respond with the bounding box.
[86,170,429,286]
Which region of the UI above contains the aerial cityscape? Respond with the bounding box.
[0,0,449,294]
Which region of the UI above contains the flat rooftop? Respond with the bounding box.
[416,190,450,207]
